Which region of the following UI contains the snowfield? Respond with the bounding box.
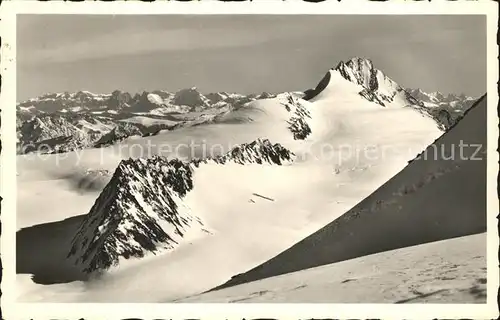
[211,94,487,292]
[15,62,485,303]
[177,233,487,303]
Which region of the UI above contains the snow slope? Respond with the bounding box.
[178,233,486,303]
[16,62,445,302]
[67,139,295,274]
[211,95,487,291]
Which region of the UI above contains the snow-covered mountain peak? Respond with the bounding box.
[334,57,401,104]
[66,155,202,273]
[67,137,295,273]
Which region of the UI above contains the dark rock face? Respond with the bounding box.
[107,90,132,110]
[359,88,387,107]
[172,87,208,109]
[335,57,401,107]
[280,94,312,140]
[67,138,295,273]
[303,71,332,101]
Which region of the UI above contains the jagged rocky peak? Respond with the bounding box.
[67,156,201,273]
[208,138,296,166]
[107,90,132,109]
[334,57,420,108]
[172,87,209,109]
[279,93,312,140]
[67,138,295,273]
[335,57,374,83]
[335,57,400,94]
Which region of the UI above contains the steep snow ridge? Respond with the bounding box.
[211,95,486,291]
[67,138,296,273]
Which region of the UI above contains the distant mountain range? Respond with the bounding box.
[16,89,277,154]
[16,59,476,156]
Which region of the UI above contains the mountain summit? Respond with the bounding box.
[334,57,418,107]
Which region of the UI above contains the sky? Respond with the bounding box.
[17,15,486,101]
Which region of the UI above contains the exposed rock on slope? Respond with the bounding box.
[198,138,295,166]
[280,93,312,140]
[212,94,487,291]
[67,138,295,273]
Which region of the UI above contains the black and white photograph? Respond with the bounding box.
[1,1,498,318]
